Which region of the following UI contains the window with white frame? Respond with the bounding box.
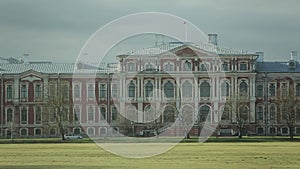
[269,105,276,121]
[87,127,95,136]
[200,81,210,97]
[296,83,300,96]
[198,105,211,123]
[183,60,192,71]
[73,105,81,122]
[87,83,95,99]
[221,106,230,121]
[239,81,248,94]
[34,84,42,99]
[35,106,42,124]
[221,81,230,97]
[87,106,95,121]
[164,81,174,98]
[200,63,210,71]
[20,107,28,125]
[111,106,118,122]
[73,83,81,99]
[6,84,13,100]
[257,106,264,121]
[281,82,288,97]
[145,81,153,97]
[6,108,13,123]
[127,63,136,72]
[61,83,69,100]
[111,83,118,98]
[145,62,154,70]
[296,107,300,123]
[49,82,57,97]
[35,128,42,136]
[239,63,247,71]
[256,84,263,97]
[182,81,192,98]
[164,62,174,71]
[20,128,28,136]
[221,62,229,71]
[99,83,106,99]
[269,83,276,97]
[128,81,135,98]
[20,84,28,99]
[99,106,107,121]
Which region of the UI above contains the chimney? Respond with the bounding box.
[256,52,264,62]
[208,34,218,45]
[291,51,297,60]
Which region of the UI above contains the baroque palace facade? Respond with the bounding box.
[1,35,300,138]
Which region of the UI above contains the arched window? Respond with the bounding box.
[200,81,210,97]
[239,81,248,94]
[163,106,176,123]
[20,128,28,136]
[35,128,42,136]
[100,106,106,121]
[221,82,230,97]
[126,105,137,122]
[239,106,249,122]
[221,106,230,121]
[182,81,192,98]
[145,81,153,97]
[128,81,135,98]
[87,127,95,136]
[181,105,194,124]
[164,81,174,98]
[6,108,13,122]
[183,61,192,71]
[144,105,156,123]
[198,105,211,123]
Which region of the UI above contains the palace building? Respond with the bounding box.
[0,34,300,138]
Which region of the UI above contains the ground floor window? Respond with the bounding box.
[296,128,300,135]
[270,127,276,135]
[87,127,95,136]
[50,128,57,136]
[257,127,264,135]
[20,128,28,136]
[74,128,81,135]
[281,127,288,135]
[99,127,107,136]
[35,128,42,136]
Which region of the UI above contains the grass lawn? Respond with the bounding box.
[0,142,300,169]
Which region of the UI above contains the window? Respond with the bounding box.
[128,81,135,98]
[126,105,138,122]
[296,83,300,96]
[221,106,230,121]
[164,81,174,98]
[222,63,229,71]
[49,83,57,97]
[145,81,153,97]
[199,105,211,123]
[6,84,13,99]
[73,84,81,98]
[34,84,42,99]
[200,63,208,71]
[87,84,95,99]
[240,63,247,71]
[21,107,27,124]
[111,83,118,98]
[257,106,264,120]
[87,106,94,121]
[163,106,176,123]
[257,128,264,135]
[35,128,42,136]
[99,84,106,99]
[183,61,192,71]
[74,105,81,122]
[164,62,174,71]
[100,106,106,121]
[74,128,81,135]
[87,127,95,136]
[221,82,230,97]
[20,128,28,136]
[145,63,154,70]
[61,84,69,99]
[282,127,288,135]
[35,107,42,124]
[239,106,249,122]
[50,128,56,136]
[20,84,28,99]
[239,81,248,94]
[270,127,276,134]
[127,63,135,72]
[296,108,300,123]
[144,106,156,122]
[6,108,13,122]
[256,85,263,97]
[200,81,210,97]
[269,105,276,121]
[111,106,118,121]
[269,83,276,97]
[182,81,192,98]
[281,83,288,97]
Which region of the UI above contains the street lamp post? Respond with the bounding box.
[130,121,134,136]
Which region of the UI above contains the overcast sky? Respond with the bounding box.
[0,0,300,63]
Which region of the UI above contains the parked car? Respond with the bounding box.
[64,134,83,140]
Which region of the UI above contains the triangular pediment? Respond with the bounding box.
[20,69,43,82]
[168,44,218,58]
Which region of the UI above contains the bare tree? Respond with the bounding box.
[277,87,299,140]
[44,80,71,140]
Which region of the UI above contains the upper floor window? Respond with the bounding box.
[20,84,28,99]
[281,83,288,97]
[269,105,276,121]
[145,81,153,97]
[183,61,192,71]
[6,84,13,100]
[74,105,81,122]
[87,84,95,99]
[164,81,174,98]
[111,106,118,122]
[99,83,106,99]
[145,63,154,70]
[269,83,276,97]
[182,81,192,98]
[128,81,135,98]
[257,106,264,120]
[111,83,118,98]
[127,63,136,72]
[240,63,247,71]
[200,63,209,71]
[239,81,248,94]
[100,106,107,121]
[164,62,174,71]
[73,84,81,98]
[221,82,230,97]
[6,108,13,122]
[87,106,95,121]
[35,107,42,124]
[256,85,263,97]
[200,81,210,97]
[222,62,229,71]
[61,84,69,100]
[20,107,28,124]
[34,84,42,99]
[296,83,300,96]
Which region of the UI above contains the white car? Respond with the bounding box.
[64,134,83,140]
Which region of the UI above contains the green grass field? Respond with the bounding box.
[0,142,300,169]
